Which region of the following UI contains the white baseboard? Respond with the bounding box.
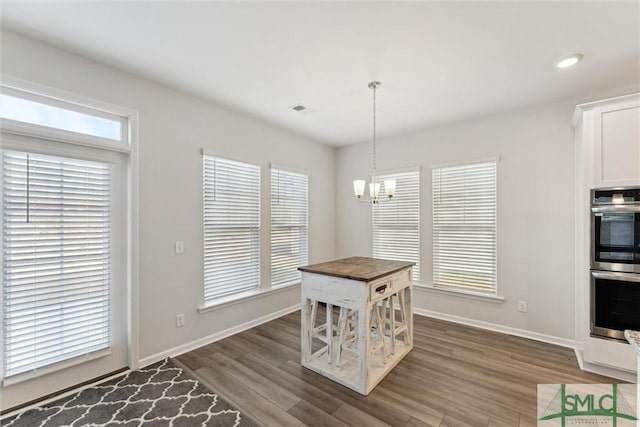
[574,347,585,369]
[414,308,639,381]
[576,349,636,382]
[138,303,301,367]
[0,368,132,421]
[581,361,636,383]
[413,307,576,349]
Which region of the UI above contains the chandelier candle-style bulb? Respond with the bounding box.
[384,179,396,197]
[353,180,366,198]
[369,182,381,198]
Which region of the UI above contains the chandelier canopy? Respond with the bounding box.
[353,81,396,203]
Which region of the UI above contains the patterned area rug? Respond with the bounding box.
[3,358,260,427]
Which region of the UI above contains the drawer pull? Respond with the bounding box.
[375,284,388,294]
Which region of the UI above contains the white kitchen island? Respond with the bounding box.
[298,256,414,395]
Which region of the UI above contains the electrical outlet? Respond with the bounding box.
[175,241,184,254]
[176,314,185,327]
[518,300,528,313]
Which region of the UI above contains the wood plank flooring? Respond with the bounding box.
[175,311,616,427]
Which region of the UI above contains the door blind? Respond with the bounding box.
[203,155,261,302]
[372,169,421,280]
[432,161,497,293]
[2,150,112,378]
[271,168,308,286]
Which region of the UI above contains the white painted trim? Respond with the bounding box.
[413,307,576,349]
[127,111,140,371]
[139,303,301,368]
[581,361,636,383]
[0,75,138,118]
[572,347,634,382]
[198,282,300,314]
[200,148,265,168]
[414,283,504,304]
[574,347,584,370]
[269,162,310,176]
[0,368,132,421]
[376,165,422,175]
[571,93,640,127]
[0,123,131,153]
[430,156,500,170]
[2,349,111,387]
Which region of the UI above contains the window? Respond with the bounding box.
[372,169,421,280]
[203,155,261,302]
[0,87,127,145]
[271,168,308,286]
[2,150,112,378]
[432,161,497,294]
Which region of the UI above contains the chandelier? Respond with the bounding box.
[353,81,396,203]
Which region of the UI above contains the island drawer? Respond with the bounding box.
[369,280,394,302]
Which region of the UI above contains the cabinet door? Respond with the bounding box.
[599,105,640,186]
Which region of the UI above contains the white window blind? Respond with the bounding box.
[372,169,420,280]
[432,161,497,294]
[271,168,308,287]
[203,155,261,302]
[2,150,112,378]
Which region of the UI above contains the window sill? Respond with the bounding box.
[198,282,300,314]
[3,348,111,387]
[414,283,505,304]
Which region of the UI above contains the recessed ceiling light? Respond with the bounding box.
[291,104,307,112]
[556,54,583,69]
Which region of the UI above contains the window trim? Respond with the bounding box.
[1,75,134,153]
[414,283,504,303]
[431,156,500,170]
[198,281,299,313]
[431,158,499,295]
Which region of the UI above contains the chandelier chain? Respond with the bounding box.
[372,83,377,180]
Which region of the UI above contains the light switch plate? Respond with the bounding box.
[175,241,184,254]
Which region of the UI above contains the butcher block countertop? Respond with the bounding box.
[298,256,415,282]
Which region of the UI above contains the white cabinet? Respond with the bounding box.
[573,94,640,188]
[572,94,639,380]
[600,105,640,185]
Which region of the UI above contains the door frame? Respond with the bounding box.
[0,74,139,409]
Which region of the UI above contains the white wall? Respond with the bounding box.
[336,90,636,342]
[1,31,335,406]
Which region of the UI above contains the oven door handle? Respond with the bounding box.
[591,206,640,213]
[591,270,640,283]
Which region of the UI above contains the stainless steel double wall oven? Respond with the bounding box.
[590,187,640,341]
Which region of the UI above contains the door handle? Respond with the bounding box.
[591,270,640,283]
[591,206,640,213]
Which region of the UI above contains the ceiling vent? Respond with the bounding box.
[291,104,307,112]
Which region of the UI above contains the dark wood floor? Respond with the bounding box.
[175,311,615,427]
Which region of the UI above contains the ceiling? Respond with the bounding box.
[1,1,639,146]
